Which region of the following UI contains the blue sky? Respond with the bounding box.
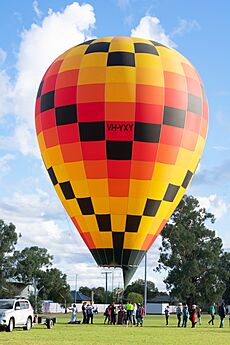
[0,0,229,290]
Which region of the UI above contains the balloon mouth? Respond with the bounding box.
[90,248,146,288]
[122,266,138,289]
[99,265,139,289]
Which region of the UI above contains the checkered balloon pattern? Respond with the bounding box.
[35,36,208,285]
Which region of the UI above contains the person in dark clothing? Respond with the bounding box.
[182,304,189,328]
[218,302,226,328]
[110,303,117,325]
[176,303,182,327]
[196,305,202,325]
[86,303,94,324]
[117,304,124,325]
[82,302,87,324]
[136,304,145,327]
[164,306,170,326]
[104,305,111,324]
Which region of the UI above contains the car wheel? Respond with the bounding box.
[23,317,32,331]
[6,318,14,332]
[47,319,54,329]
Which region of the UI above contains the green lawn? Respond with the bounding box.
[0,313,229,345]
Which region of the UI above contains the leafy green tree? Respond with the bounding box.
[0,220,18,296]
[157,195,230,307]
[79,286,92,297]
[12,246,53,283]
[221,251,230,304]
[94,287,107,303]
[124,279,158,301]
[127,292,143,304]
[79,286,114,303]
[12,246,53,311]
[39,268,72,313]
[223,277,230,304]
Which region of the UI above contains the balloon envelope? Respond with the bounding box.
[35,37,208,287]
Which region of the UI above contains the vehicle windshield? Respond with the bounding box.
[0,300,14,309]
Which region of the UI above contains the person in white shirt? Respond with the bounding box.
[69,304,77,323]
[86,303,94,324]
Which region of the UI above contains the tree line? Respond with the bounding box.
[0,220,72,311]
[0,195,230,310]
[156,195,230,308]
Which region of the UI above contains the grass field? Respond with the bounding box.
[0,313,229,345]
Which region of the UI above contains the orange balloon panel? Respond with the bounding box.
[35,37,208,286]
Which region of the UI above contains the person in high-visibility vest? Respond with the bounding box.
[126,301,133,327]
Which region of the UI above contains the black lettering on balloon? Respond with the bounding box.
[107,123,134,132]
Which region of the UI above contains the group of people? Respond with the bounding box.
[104,302,145,326]
[81,302,97,324]
[70,300,228,328]
[208,302,228,328]
[69,302,96,324]
[164,301,228,328]
[164,303,194,328]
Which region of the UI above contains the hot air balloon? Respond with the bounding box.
[35,37,208,287]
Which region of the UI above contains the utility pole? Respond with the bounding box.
[144,252,147,315]
[101,271,112,304]
[112,270,114,300]
[74,274,78,304]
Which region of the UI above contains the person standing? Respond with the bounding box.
[126,301,133,327]
[196,305,202,325]
[164,305,170,326]
[176,303,182,327]
[190,304,197,328]
[182,304,189,328]
[117,304,124,325]
[110,303,117,325]
[136,304,145,327]
[86,302,94,324]
[69,303,77,323]
[132,303,137,326]
[208,303,215,326]
[82,302,87,324]
[218,302,226,328]
[104,305,111,324]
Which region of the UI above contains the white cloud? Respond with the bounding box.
[197,194,230,219]
[131,16,176,47]
[131,16,200,48]
[0,70,13,118]
[171,19,200,37]
[0,186,166,289]
[0,154,15,174]
[0,134,18,152]
[124,14,133,26]
[1,2,96,157]
[33,0,43,18]
[117,0,130,10]
[0,188,97,287]
[213,145,230,152]
[0,189,58,221]
[0,48,7,65]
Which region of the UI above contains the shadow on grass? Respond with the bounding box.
[58,322,188,329]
